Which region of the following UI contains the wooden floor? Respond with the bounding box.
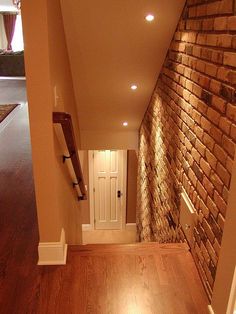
[39,243,209,314]
[0,80,40,313]
[0,79,27,104]
[0,80,209,314]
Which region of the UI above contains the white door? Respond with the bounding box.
[93,150,126,230]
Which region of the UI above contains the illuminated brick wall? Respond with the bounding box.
[137,0,236,298]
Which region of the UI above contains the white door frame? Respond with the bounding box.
[88,150,127,230]
[227,265,236,314]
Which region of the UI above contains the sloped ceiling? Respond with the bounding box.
[61,0,185,149]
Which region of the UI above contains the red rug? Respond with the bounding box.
[0,104,19,123]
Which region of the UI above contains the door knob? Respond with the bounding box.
[117,190,122,198]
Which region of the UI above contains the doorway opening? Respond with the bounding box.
[12,13,24,52]
[80,149,138,244]
[90,150,127,231]
[0,8,25,79]
[227,265,236,314]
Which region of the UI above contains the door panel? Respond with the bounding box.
[98,150,106,172]
[94,150,125,230]
[110,150,118,173]
[98,177,106,221]
[110,177,118,221]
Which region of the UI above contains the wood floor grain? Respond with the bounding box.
[39,243,209,314]
[0,101,40,314]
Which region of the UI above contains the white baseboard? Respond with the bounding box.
[82,224,92,231]
[0,76,26,80]
[126,223,136,231]
[82,223,136,231]
[38,228,68,265]
[208,305,215,314]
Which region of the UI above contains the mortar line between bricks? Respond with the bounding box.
[158,73,236,151]
[144,82,228,215]
[146,95,229,226]
[166,57,236,91]
[176,29,236,34]
[180,29,236,34]
[187,1,224,8]
[173,39,236,54]
[161,70,236,126]
[187,13,235,20]
[162,62,235,103]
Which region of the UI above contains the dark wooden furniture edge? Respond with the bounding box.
[53,112,87,201]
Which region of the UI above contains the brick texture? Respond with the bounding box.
[137,0,236,300]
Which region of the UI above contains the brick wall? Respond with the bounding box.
[137,0,236,299]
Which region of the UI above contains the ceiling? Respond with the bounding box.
[61,0,185,149]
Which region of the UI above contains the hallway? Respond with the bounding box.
[0,80,209,313]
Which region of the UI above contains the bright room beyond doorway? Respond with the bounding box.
[80,149,138,244]
[12,14,24,51]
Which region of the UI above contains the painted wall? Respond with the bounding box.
[21,0,83,244]
[137,0,236,300]
[80,150,137,225]
[80,130,138,151]
[127,150,138,223]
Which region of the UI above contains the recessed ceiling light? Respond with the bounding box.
[131,85,137,90]
[145,14,154,22]
[123,122,128,126]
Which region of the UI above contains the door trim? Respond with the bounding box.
[88,150,127,230]
[121,150,127,230]
[88,151,95,230]
[226,265,236,314]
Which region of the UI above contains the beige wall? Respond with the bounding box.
[79,150,90,224]
[21,0,82,244]
[81,150,137,225]
[80,131,138,151]
[211,154,236,314]
[127,150,138,223]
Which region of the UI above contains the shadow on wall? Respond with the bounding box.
[136,91,183,244]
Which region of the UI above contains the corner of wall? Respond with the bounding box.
[38,228,68,265]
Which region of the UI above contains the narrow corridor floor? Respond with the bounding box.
[39,243,209,314]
